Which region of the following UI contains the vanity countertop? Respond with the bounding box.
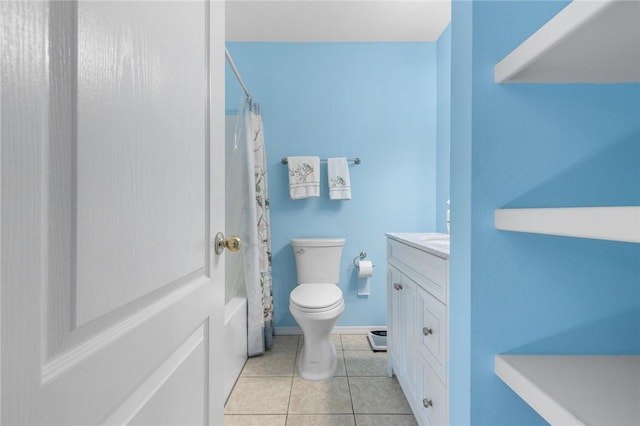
[386,232,450,259]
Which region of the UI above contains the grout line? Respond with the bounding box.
[286,335,299,422]
[284,373,294,425]
[284,337,298,421]
[223,357,249,408]
[343,335,357,422]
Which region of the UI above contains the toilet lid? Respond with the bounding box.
[290,284,343,309]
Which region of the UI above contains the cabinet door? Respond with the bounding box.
[401,273,417,398]
[418,286,448,383]
[417,354,448,426]
[388,265,404,375]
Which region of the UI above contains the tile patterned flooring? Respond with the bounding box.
[224,334,417,426]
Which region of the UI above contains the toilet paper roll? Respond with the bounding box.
[357,260,373,278]
[357,260,373,296]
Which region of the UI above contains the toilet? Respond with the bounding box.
[289,238,345,380]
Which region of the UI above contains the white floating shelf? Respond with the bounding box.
[495,355,640,425]
[495,0,640,83]
[495,206,640,243]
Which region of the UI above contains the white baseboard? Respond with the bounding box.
[274,325,387,336]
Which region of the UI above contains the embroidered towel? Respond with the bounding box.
[328,157,351,200]
[288,156,320,199]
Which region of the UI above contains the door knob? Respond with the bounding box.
[214,232,241,255]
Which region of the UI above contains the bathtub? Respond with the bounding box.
[224,297,247,402]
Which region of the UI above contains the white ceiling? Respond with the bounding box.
[226,0,451,42]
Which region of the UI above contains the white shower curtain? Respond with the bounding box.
[233,99,273,356]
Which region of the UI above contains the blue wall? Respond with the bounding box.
[226,43,438,328]
[449,1,473,423]
[451,1,640,425]
[436,25,452,234]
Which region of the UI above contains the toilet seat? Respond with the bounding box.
[290,284,343,313]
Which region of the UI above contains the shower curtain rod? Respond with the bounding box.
[225,47,251,100]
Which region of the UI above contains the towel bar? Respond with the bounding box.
[282,157,360,165]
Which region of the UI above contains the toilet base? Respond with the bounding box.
[290,300,344,380]
[297,337,338,380]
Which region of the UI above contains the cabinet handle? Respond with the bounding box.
[423,398,433,408]
[393,283,403,290]
[423,327,433,336]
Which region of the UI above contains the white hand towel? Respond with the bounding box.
[328,157,351,200]
[288,156,320,199]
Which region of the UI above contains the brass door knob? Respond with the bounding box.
[214,232,241,255]
[225,236,241,252]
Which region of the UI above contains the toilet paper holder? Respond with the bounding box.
[353,251,375,269]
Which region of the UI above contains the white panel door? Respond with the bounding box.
[1,1,226,424]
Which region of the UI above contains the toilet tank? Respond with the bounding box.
[291,238,345,285]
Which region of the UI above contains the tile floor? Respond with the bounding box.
[224,334,417,426]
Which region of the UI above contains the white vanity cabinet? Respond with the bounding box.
[387,233,449,426]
